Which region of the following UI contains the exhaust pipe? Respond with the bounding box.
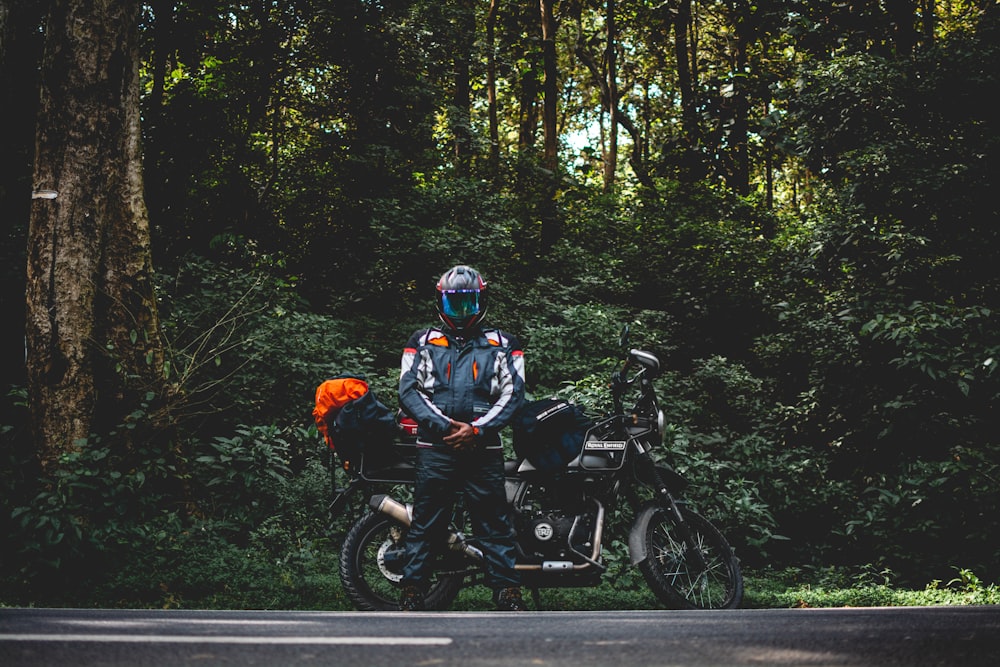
[369,494,483,560]
[368,494,605,571]
[370,494,412,525]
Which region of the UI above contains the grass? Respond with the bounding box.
[740,566,1000,609]
[3,575,997,611]
[3,552,997,611]
[438,566,1000,612]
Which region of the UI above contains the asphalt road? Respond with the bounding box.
[1,605,998,666]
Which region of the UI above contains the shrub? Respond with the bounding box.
[158,256,381,434]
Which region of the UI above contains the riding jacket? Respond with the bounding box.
[399,326,526,449]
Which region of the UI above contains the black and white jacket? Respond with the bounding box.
[398,326,526,449]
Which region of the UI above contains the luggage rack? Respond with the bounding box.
[327,425,419,522]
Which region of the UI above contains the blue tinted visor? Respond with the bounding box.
[441,289,481,319]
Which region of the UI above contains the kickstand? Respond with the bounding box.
[530,588,542,611]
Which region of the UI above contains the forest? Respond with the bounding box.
[0,0,998,608]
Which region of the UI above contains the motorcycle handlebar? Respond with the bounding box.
[612,358,631,391]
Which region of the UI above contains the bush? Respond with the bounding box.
[158,256,382,435]
[0,409,342,608]
[521,303,629,391]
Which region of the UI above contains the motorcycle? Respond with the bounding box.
[334,326,744,610]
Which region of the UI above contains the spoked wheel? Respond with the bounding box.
[637,505,743,610]
[339,511,463,611]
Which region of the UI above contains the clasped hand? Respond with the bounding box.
[443,419,477,450]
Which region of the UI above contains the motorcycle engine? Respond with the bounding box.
[525,512,577,558]
[514,482,596,562]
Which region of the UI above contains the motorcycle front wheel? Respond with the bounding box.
[339,511,463,611]
[636,505,744,610]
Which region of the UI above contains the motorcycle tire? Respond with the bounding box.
[635,504,744,610]
[339,511,463,611]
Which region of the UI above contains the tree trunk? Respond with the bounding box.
[486,0,500,177]
[539,0,558,172]
[538,0,560,253]
[25,0,165,469]
[886,0,918,56]
[672,0,699,151]
[764,101,774,211]
[517,66,540,153]
[452,0,476,175]
[604,0,618,192]
[146,0,172,130]
[724,1,750,196]
[920,0,934,45]
[575,40,655,191]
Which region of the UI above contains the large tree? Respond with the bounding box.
[25,0,166,468]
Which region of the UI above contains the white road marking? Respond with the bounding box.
[0,634,452,646]
[58,619,315,627]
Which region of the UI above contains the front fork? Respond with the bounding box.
[633,451,709,573]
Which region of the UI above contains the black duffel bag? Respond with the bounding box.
[512,398,593,472]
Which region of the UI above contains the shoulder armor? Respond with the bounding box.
[417,328,450,347]
[483,328,511,348]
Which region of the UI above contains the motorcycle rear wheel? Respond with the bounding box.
[339,511,463,611]
[637,505,744,610]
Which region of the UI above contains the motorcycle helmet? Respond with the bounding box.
[436,265,487,334]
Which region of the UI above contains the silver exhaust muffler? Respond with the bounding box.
[369,494,483,560]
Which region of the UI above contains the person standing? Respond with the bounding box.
[396,265,526,611]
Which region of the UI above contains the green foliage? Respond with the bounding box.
[861,301,999,400]
[450,582,660,611]
[829,449,1000,584]
[6,0,1000,611]
[744,566,1000,609]
[408,566,1000,610]
[0,418,342,608]
[522,303,628,390]
[158,256,383,434]
[645,357,784,557]
[552,372,616,416]
[191,425,292,524]
[7,433,180,576]
[783,13,1000,303]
